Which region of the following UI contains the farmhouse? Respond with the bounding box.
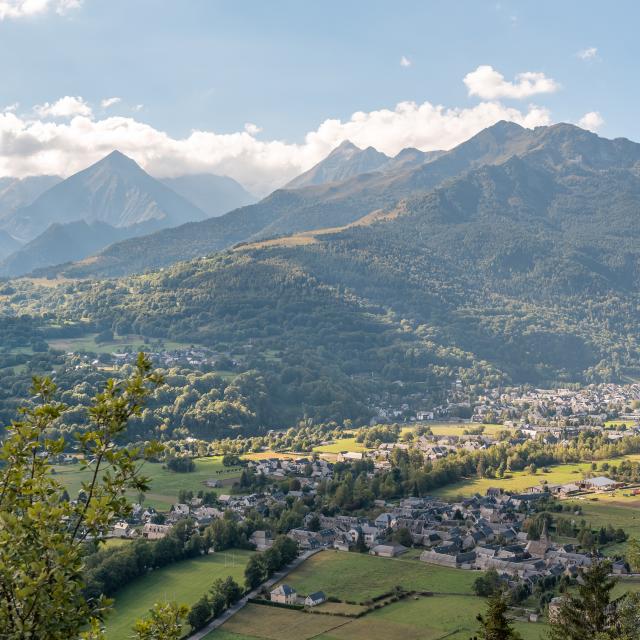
[305,591,327,607]
[581,476,620,491]
[142,522,171,540]
[271,584,297,604]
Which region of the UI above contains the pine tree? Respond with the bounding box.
[471,592,522,640]
[548,560,616,640]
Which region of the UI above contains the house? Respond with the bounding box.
[170,503,190,517]
[271,584,297,604]
[142,522,171,540]
[374,513,396,529]
[305,591,327,607]
[112,521,135,538]
[250,530,274,551]
[370,543,408,558]
[337,451,364,462]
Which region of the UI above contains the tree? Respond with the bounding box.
[548,560,616,640]
[188,596,212,631]
[473,569,503,597]
[609,592,640,640]
[627,537,640,572]
[132,601,189,640]
[245,554,266,589]
[0,354,162,639]
[392,527,413,547]
[471,591,522,640]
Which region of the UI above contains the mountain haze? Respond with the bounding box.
[47,121,631,280]
[284,140,391,189]
[0,175,62,221]
[0,151,208,243]
[160,173,256,217]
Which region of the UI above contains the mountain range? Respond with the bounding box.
[15,120,640,424]
[0,153,256,276]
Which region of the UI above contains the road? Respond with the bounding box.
[187,548,321,640]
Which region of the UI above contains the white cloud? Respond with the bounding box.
[400,56,411,68]
[0,96,551,195]
[0,0,81,20]
[244,122,262,135]
[464,65,560,100]
[578,111,604,132]
[577,47,598,60]
[101,97,122,109]
[34,96,92,118]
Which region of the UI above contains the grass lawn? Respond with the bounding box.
[274,550,478,601]
[104,550,253,640]
[312,437,369,454]
[52,456,243,509]
[432,455,640,500]
[208,595,548,640]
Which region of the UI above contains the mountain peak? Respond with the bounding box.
[97,149,141,170]
[334,140,360,152]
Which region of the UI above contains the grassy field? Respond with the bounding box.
[312,437,368,454]
[412,422,509,437]
[52,456,243,509]
[47,333,194,354]
[104,549,253,640]
[208,595,546,640]
[564,496,640,547]
[273,550,478,601]
[432,455,640,500]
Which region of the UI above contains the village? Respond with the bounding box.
[108,448,635,605]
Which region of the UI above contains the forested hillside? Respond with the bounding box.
[5,121,640,430]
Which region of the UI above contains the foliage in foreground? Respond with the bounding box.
[0,354,162,639]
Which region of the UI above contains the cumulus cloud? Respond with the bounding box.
[578,111,604,131]
[400,56,411,68]
[34,96,92,118]
[0,96,551,195]
[244,122,262,135]
[577,47,598,60]
[464,65,560,100]
[101,97,122,109]
[0,0,81,20]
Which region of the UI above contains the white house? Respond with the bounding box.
[305,591,326,607]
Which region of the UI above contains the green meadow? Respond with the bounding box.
[105,549,252,640]
[53,456,243,509]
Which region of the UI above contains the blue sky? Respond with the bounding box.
[0,0,637,192]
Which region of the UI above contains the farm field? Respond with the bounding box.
[47,332,194,354]
[565,497,640,544]
[207,595,546,640]
[273,549,477,601]
[52,456,243,509]
[412,422,509,437]
[432,455,640,500]
[312,437,368,454]
[104,549,252,640]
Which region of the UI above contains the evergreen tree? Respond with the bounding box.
[548,560,616,640]
[471,592,521,640]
